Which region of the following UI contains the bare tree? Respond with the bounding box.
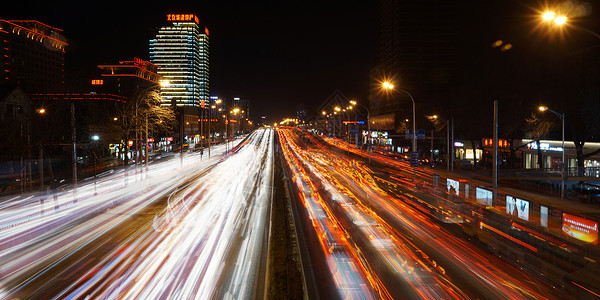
[525,111,556,168]
[112,89,175,166]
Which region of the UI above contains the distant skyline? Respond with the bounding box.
[4,1,600,126]
[3,1,378,124]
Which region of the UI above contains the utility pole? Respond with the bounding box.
[446,120,449,172]
[208,109,211,158]
[180,109,184,167]
[431,129,434,165]
[39,146,44,191]
[146,114,149,173]
[200,107,204,158]
[493,100,498,203]
[451,117,454,172]
[71,102,77,192]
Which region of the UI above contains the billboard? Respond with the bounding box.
[506,195,528,221]
[476,187,492,207]
[516,198,529,221]
[506,195,517,217]
[562,213,598,245]
[540,206,548,228]
[447,178,459,196]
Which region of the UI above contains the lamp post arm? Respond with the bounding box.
[397,88,417,152]
[546,108,563,120]
[579,26,600,41]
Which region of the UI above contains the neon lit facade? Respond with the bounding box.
[0,19,67,93]
[149,14,209,107]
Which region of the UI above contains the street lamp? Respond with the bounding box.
[383,82,417,160]
[539,106,565,199]
[541,10,600,39]
[383,81,418,185]
[428,115,438,165]
[350,99,371,162]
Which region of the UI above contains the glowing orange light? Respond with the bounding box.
[167,14,199,24]
[91,79,103,85]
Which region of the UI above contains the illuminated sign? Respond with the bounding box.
[506,195,517,216]
[166,137,173,142]
[200,100,205,108]
[147,138,154,142]
[506,195,529,221]
[134,57,145,67]
[476,187,493,207]
[343,121,365,124]
[527,142,563,152]
[128,140,133,147]
[447,178,459,195]
[454,141,464,147]
[562,213,598,245]
[91,79,103,85]
[167,14,199,24]
[483,138,509,148]
[540,206,548,228]
[516,198,529,221]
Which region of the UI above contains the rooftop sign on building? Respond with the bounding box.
[167,14,199,24]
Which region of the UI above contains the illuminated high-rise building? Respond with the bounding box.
[149,14,209,107]
[0,19,67,93]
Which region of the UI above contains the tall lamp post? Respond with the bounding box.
[350,100,371,162]
[383,81,417,173]
[542,11,600,40]
[539,106,565,199]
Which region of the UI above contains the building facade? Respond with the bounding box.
[96,57,163,99]
[0,19,67,94]
[149,14,209,108]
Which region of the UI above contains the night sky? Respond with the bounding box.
[4,1,599,126]
[4,1,378,124]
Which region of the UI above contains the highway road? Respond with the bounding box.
[0,129,274,299]
[278,127,571,300]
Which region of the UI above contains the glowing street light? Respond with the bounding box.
[540,9,600,40]
[541,11,567,25]
[554,16,567,25]
[382,80,418,182]
[542,12,555,21]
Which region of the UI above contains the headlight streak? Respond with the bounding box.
[1,132,274,299]
[278,129,384,299]
[280,128,465,299]
[315,132,568,299]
